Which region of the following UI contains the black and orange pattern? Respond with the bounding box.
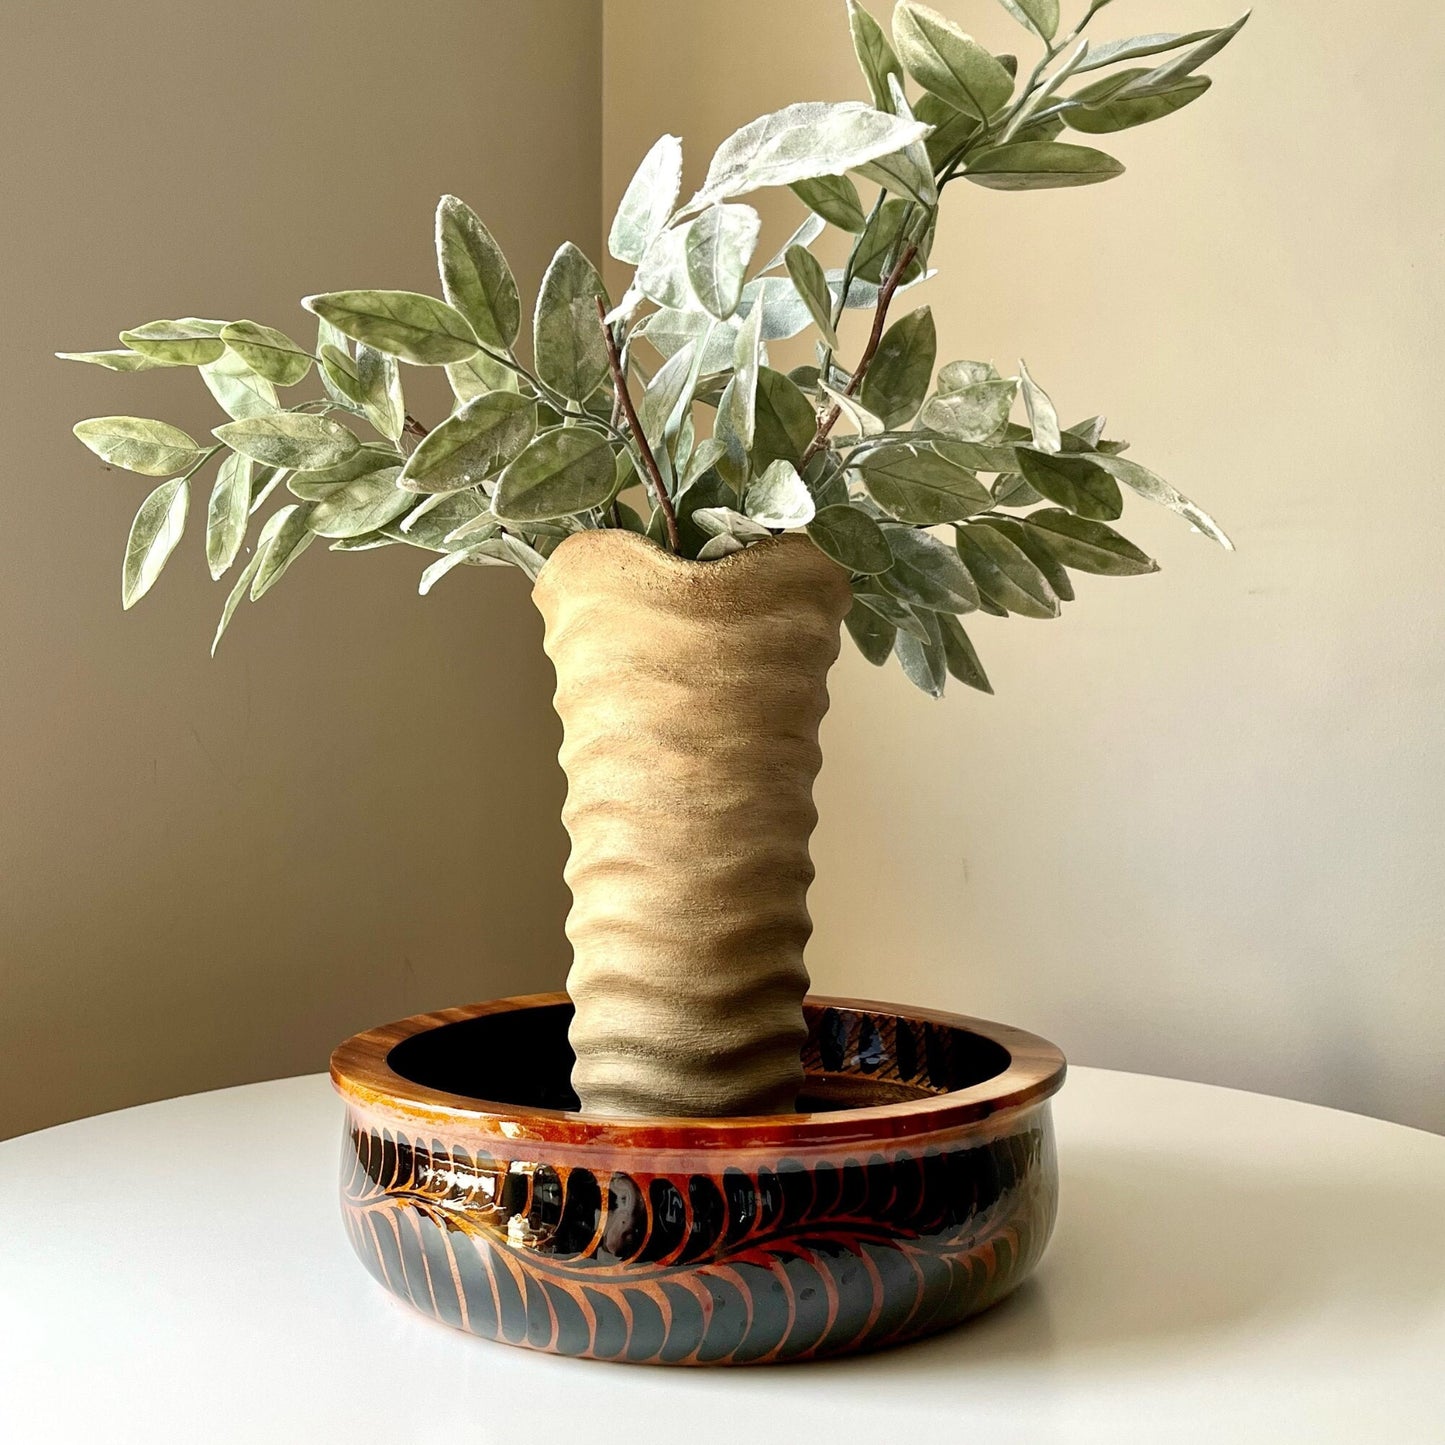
[336,1001,1061,1364]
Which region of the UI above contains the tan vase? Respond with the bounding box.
[532,529,853,1117]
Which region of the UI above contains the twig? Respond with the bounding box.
[595,297,680,553]
[800,240,919,468]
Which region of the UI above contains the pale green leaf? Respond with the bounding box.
[820,382,886,438]
[964,140,1124,190]
[697,533,747,560]
[1065,69,1212,133]
[679,436,728,492]
[1109,13,1248,98]
[997,0,1058,43]
[847,0,905,111]
[636,225,695,311]
[445,348,518,405]
[892,3,1015,120]
[938,359,1001,389]
[1075,30,1222,74]
[355,346,404,442]
[1018,359,1061,452]
[845,596,897,663]
[55,348,177,373]
[972,515,1074,599]
[686,203,761,319]
[808,503,893,575]
[206,451,252,580]
[201,350,279,421]
[715,301,764,487]
[854,78,937,205]
[305,467,410,538]
[921,379,1017,441]
[1091,454,1233,548]
[787,174,867,233]
[250,504,315,599]
[533,242,611,401]
[692,506,771,542]
[638,341,698,455]
[493,427,616,522]
[609,134,684,264]
[304,290,479,365]
[220,321,311,386]
[122,476,189,609]
[744,459,815,528]
[938,612,993,692]
[917,91,981,169]
[211,548,264,656]
[783,244,837,347]
[468,534,549,581]
[857,440,993,524]
[435,194,521,350]
[399,391,537,494]
[119,318,227,366]
[859,305,935,428]
[74,416,204,476]
[854,588,932,639]
[753,367,817,473]
[215,413,358,471]
[895,607,947,696]
[689,101,931,207]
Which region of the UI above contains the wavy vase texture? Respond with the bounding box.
[533,531,852,1117]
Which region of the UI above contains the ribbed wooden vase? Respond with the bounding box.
[532,530,853,1118]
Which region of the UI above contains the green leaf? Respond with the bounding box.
[895,607,946,696]
[1016,447,1123,520]
[119,318,226,366]
[860,306,935,428]
[971,515,1073,598]
[854,77,937,206]
[850,196,929,284]
[1018,359,1061,452]
[808,504,893,575]
[686,203,761,319]
[744,459,815,529]
[288,445,398,498]
[469,534,549,581]
[215,413,358,471]
[200,350,279,421]
[306,467,410,539]
[788,174,867,233]
[434,194,521,351]
[1075,30,1223,74]
[783,244,837,347]
[211,548,264,656]
[854,588,931,639]
[55,348,177,372]
[445,348,518,406]
[122,476,189,609]
[533,242,611,402]
[220,321,311,386]
[398,391,536,494]
[318,344,365,409]
[493,427,616,522]
[921,379,1017,441]
[390,489,490,550]
[997,0,1058,42]
[303,291,479,365]
[690,100,931,206]
[938,358,1001,389]
[609,134,684,264]
[693,506,771,543]
[74,416,205,476]
[857,441,993,524]
[638,342,699,457]
[715,301,764,488]
[933,438,1021,473]
[636,225,695,311]
[1020,508,1159,575]
[354,345,403,442]
[892,3,1015,121]
[418,547,490,595]
[250,504,315,599]
[1064,69,1211,133]
[1090,454,1233,549]
[916,91,981,170]
[847,0,904,111]
[964,140,1125,190]
[845,596,897,664]
[206,452,252,580]
[820,383,886,439]
[937,613,993,692]
[956,523,1060,618]
[878,524,979,612]
[753,367,817,473]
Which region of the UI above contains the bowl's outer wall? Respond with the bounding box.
[336,999,1063,1365]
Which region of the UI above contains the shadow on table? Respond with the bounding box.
[810,1143,1445,1382]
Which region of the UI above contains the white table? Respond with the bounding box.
[1,1068,1441,1443]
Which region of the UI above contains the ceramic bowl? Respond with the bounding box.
[330,993,1065,1365]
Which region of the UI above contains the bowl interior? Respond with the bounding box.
[386,1000,1013,1114]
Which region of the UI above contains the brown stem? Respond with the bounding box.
[403,412,430,440]
[799,241,919,469]
[595,297,680,553]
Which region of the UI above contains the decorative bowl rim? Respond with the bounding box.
[330,992,1066,1153]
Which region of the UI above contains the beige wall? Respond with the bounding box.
[603,0,1445,1132]
[0,0,599,1138]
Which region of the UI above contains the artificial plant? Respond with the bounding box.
[62,0,1243,701]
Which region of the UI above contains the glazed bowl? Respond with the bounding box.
[330,993,1065,1365]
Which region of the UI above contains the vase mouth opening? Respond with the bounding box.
[330,993,1066,1153]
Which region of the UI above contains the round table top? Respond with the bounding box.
[1,1067,1441,1443]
